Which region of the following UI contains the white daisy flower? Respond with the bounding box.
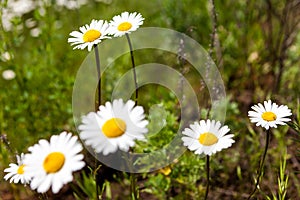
[4,153,31,184]
[109,12,144,37]
[68,19,110,51]
[23,132,85,194]
[79,99,149,155]
[2,69,16,80]
[181,120,234,156]
[248,100,292,130]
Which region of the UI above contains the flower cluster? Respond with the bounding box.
[4,100,292,193]
[78,99,235,157]
[3,8,295,197]
[68,12,144,51]
[3,11,146,194]
[4,132,85,194]
[180,100,292,156]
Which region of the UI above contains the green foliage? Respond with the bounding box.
[143,173,171,199]
[265,151,289,200]
[1,0,300,199]
[143,151,206,199]
[277,153,289,200]
[73,165,112,200]
[73,170,97,200]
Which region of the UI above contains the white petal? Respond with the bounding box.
[37,174,52,193]
[51,175,64,194]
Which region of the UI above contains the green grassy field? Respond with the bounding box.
[1,0,300,199]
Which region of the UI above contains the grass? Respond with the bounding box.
[1,0,300,199]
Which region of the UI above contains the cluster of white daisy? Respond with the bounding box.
[3,99,293,194]
[77,98,292,158]
[181,99,292,156]
[65,12,293,159]
[2,11,146,195]
[3,8,295,196]
[78,99,236,157]
[68,11,144,51]
[4,132,85,194]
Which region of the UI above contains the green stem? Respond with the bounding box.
[247,129,271,199]
[94,44,101,200]
[125,33,139,199]
[0,134,14,154]
[94,156,100,200]
[125,33,138,104]
[204,155,210,200]
[94,44,101,109]
[130,173,138,200]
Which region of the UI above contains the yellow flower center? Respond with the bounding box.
[43,152,65,173]
[198,132,218,146]
[261,111,277,122]
[17,165,25,174]
[102,118,127,138]
[117,22,132,31]
[83,29,101,42]
[159,166,172,176]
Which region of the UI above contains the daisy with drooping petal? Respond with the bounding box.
[109,12,144,37]
[68,19,110,51]
[23,132,85,194]
[79,99,148,155]
[248,100,292,130]
[181,119,234,156]
[4,153,31,184]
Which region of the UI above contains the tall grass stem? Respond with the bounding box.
[247,129,271,199]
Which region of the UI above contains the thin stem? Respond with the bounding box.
[247,129,271,199]
[94,44,101,109]
[94,44,101,200]
[130,173,138,200]
[204,155,210,200]
[0,134,14,154]
[125,33,138,104]
[125,33,139,199]
[70,182,86,200]
[94,156,100,200]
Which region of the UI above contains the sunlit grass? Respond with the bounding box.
[1,0,300,199]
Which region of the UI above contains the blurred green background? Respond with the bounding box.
[0,0,300,199]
